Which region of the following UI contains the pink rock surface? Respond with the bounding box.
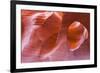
[21,10,89,63]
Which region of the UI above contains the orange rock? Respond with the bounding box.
[67,21,88,51]
[36,12,63,42]
[21,11,89,62]
[36,12,63,58]
[39,33,58,59]
[21,11,63,62]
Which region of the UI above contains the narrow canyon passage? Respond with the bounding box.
[21,10,90,63]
